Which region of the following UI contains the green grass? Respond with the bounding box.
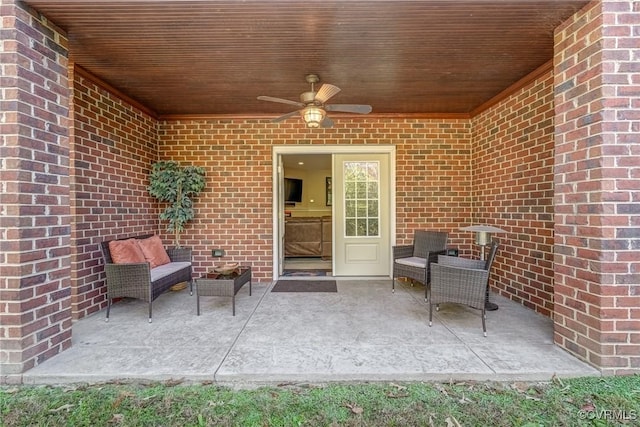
[2,376,639,426]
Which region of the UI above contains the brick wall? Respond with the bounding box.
[70,76,554,319]
[472,70,556,316]
[69,68,159,319]
[394,120,475,251]
[64,92,480,314]
[554,0,640,374]
[0,1,71,380]
[158,119,475,281]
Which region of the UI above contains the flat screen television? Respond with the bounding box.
[284,177,303,203]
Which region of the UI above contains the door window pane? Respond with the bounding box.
[343,161,380,237]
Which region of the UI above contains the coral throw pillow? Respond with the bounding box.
[138,235,171,268]
[109,238,146,264]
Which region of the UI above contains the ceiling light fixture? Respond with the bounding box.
[301,106,325,128]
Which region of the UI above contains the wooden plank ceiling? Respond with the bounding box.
[24,0,588,118]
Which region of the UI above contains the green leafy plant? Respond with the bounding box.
[148,161,206,247]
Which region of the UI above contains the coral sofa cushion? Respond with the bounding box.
[109,238,146,264]
[138,235,171,268]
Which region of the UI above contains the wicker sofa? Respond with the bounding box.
[100,234,192,322]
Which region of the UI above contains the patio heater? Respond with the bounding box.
[461,225,506,311]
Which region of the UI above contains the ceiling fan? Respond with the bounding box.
[257,74,372,128]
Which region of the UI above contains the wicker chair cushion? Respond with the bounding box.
[395,256,427,268]
[109,238,146,264]
[150,261,192,282]
[138,235,171,268]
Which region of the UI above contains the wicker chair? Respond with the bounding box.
[429,241,499,337]
[392,230,448,300]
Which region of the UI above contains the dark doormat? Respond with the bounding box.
[272,280,337,293]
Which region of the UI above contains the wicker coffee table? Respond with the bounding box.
[195,266,251,316]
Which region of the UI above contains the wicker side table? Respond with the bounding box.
[195,266,252,316]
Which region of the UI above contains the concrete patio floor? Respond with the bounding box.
[21,279,599,386]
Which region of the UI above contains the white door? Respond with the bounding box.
[277,155,285,276]
[333,153,391,276]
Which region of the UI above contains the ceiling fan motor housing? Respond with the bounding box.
[300,91,317,104]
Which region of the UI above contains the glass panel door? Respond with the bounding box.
[344,161,380,237]
[334,154,390,276]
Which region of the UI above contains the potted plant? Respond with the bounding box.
[148,160,206,248]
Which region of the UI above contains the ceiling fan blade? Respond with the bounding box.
[325,104,372,114]
[315,84,341,104]
[271,110,301,123]
[257,95,305,108]
[320,116,334,128]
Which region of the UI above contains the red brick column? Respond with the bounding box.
[0,1,72,382]
[554,0,640,374]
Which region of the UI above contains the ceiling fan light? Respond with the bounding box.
[301,106,325,128]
